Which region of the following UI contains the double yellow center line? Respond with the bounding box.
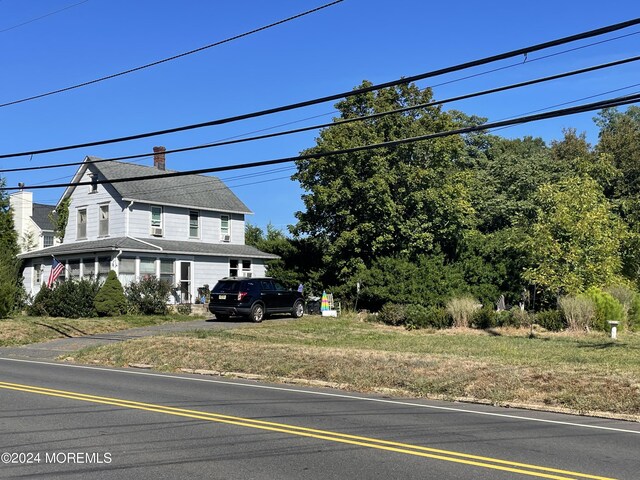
[0,381,615,480]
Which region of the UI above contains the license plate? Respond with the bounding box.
[218,294,226,300]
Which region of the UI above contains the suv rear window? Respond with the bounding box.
[213,281,240,293]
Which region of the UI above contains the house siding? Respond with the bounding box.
[127,203,245,243]
[64,168,127,243]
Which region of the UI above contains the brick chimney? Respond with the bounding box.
[153,146,166,170]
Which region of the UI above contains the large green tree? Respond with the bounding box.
[0,179,20,317]
[292,81,475,282]
[523,176,627,298]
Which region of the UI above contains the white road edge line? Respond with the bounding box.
[1,356,638,435]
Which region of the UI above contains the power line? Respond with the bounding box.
[4,53,640,174]
[0,0,90,34]
[0,0,343,109]
[4,92,639,192]
[2,17,639,160]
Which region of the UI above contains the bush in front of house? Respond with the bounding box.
[27,279,100,318]
[125,277,171,315]
[94,270,127,317]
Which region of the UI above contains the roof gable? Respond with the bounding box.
[61,157,253,214]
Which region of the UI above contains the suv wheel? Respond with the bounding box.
[251,303,265,323]
[292,300,304,319]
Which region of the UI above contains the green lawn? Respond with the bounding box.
[69,315,640,419]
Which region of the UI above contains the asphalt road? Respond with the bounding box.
[0,357,638,480]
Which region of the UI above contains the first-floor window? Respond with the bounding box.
[69,260,80,280]
[34,264,42,284]
[118,258,136,286]
[98,256,111,282]
[160,259,175,285]
[83,258,95,279]
[242,259,252,277]
[229,259,238,277]
[140,258,156,279]
[229,259,252,277]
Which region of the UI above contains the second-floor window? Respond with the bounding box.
[221,215,230,241]
[151,206,163,235]
[77,208,87,239]
[43,234,54,248]
[99,205,109,237]
[189,211,199,238]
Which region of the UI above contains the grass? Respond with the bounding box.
[68,315,640,419]
[0,314,198,347]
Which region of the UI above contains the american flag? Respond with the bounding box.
[47,258,64,288]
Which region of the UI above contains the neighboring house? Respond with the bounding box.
[19,147,279,302]
[10,190,60,253]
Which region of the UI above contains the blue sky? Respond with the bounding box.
[1,0,639,231]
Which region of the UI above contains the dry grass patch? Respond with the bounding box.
[69,325,640,418]
[0,315,197,347]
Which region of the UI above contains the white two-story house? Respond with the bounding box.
[19,147,278,302]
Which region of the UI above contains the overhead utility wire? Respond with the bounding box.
[0,0,90,34]
[2,17,639,160]
[0,0,343,109]
[10,29,639,178]
[4,92,639,192]
[4,53,639,174]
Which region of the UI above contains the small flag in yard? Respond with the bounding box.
[47,258,64,288]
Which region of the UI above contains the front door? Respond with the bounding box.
[179,262,191,303]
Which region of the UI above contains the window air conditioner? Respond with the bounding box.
[222,234,230,242]
[151,227,163,237]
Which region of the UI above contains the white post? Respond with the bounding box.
[608,321,619,340]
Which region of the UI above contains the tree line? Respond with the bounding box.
[248,81,640,313]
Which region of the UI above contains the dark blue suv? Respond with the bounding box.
[209,277,304,322]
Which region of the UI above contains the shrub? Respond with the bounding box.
[628,293,640,331]
[535,310,565,331]
[125,277,171,315]
[495,307,533,328]
[471,307,497,329]
[558,295,595,332]
[176,303,192,315]
[583,287,624,332]
[405,305,450,330]
[378,303,407,326]
[94,270,127,317]
[446,296,481,328]
[28,279,100,318]
[27,285,54,316]
[604,285,636,325]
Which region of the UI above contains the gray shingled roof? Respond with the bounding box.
[18,237,279,260]
[91,159,252,214]
[31,203,56,231]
